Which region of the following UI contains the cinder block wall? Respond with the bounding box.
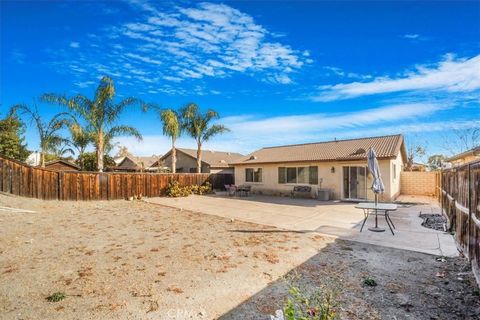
[400,171,439,196]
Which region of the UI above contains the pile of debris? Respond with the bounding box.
[419,212,447,231]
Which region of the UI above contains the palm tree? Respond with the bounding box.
[69,123,91,170]
[181,103,229,173]
[160,109,181,173]
[42,76,147,171]
[11,104,72,167]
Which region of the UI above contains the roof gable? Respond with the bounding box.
[160,148,243,167]
[233,134,406,165]
[44,159,80,170]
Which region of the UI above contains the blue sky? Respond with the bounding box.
[1,0,479,159]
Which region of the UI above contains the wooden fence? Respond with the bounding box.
[441,159,480,282]
[0,155,233,200]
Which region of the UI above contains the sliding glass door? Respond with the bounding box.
[343,166,367,200]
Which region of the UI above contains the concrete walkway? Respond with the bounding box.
[145,194,458,257]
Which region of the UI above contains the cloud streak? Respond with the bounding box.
[50,1,309,93]
[113,102,475,155]
[314,54,480,101]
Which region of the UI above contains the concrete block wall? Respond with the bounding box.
[400,171,439,196]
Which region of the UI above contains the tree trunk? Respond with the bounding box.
[171,137,176,173]
[97,130,104,172]
[79,149,85,171]
[40,151,45,168]
[196,142,202,173]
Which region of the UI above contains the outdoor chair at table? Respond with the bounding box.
[225,184,237,197]
[236,185,251,197]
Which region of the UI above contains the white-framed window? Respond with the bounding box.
[245,168,262,183]
[392,164,397,180]
[278,166,318,184]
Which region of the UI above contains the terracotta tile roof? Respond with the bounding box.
[232,134,405,165]
[160,148,243,168]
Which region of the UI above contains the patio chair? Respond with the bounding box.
[237,185,251,197]
[225,184,236,197]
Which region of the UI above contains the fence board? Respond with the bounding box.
[441,159,480,285]
[0,155,233,202]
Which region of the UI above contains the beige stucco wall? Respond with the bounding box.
[389,151,405,199]
[234,156,403,201]
[162,151,209,173]
[210,167,234,174]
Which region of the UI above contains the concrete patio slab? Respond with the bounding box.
[145,194,458,257]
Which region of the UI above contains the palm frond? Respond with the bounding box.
[160,109,181,139]
[202,124,230,142]
[105,125,143,141]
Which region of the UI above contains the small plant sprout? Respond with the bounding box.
[46,291,66,302]
[363,277,377,287]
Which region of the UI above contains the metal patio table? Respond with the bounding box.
[355,202,398,235]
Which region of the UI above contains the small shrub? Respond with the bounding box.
[363,277,377,287]
[283,284,337,320]
[46,292,66,302]
[166,180,213,197]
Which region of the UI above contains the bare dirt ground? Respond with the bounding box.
[0,193,478,320]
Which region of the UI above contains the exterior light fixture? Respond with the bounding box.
[331,166,335,173]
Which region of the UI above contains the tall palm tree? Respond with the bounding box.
[160,109,181,173]
[181,103,229,173]
[42,76,147,171]
[11,104,72,167]
[69,122,91,170]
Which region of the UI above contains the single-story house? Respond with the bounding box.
[231,134,407,201]
[109,154,162,172]
[446,146,480,166]
[154,148,243,174]
[43,159,80,171]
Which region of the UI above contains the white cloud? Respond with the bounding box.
[314,54,480,101]
[402,34,420,39]
[56,1,307,92]
[125,53,162,65]
[112,102,471,155]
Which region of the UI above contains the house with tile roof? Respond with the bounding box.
[153,148,243,174]
[231,134,407,201]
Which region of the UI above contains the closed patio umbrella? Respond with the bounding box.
[367,147,385,231]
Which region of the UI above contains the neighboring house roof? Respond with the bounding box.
[44,159,80,170]
[446,146,480,162]
[232,134,407,165]
[111,155,162,171]
[158,148,243,168]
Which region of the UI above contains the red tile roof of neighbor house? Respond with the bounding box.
[232,134,406,165]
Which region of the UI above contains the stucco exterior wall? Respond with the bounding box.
[209,167,234,174]
[162,151,209,173]
[234,158,401,201]
[389,152,404,199]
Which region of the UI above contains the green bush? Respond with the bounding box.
[283,285,337,320]
[166,181,212,197]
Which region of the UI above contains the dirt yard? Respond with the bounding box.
[0,193,478,320]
